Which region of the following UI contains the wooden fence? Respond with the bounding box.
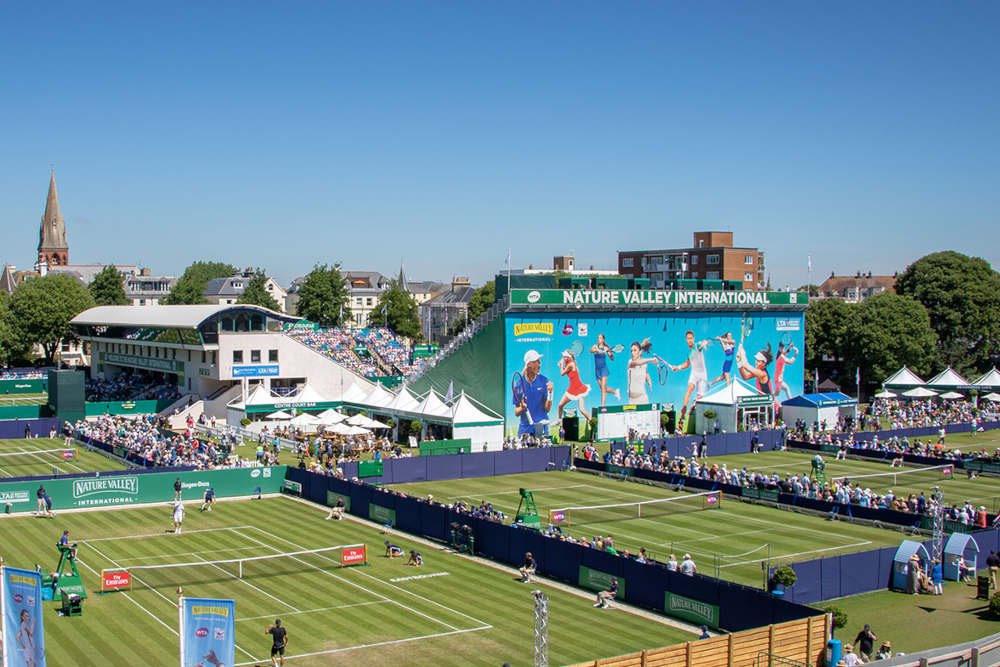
[570,615,829,667]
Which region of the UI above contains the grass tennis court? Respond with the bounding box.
[0,437,127,479]
[390,469,909,587]
[0,495,693,666]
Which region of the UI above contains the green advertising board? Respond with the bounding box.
[358,461,384,478]
[509,289,808,309]
[101,351,185,373]
[84,399,175,416]
[0,466,287,515]
[369,503,396,526]
[419,439,472,456]
[577,565,625,597]
[325,490,351,511]
[664,591,720,628]
[0,379,47,395]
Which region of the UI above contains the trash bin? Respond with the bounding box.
[825,639,842,667]
[978,575,991,600]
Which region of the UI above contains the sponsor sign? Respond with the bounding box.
[664,591,720,628]
[341,546,367,567]
[368,504,396,526]
[510,289,808,308]
[180,598,235,667]
[549,510,566,524]
[577,565,625,597]
[705,492,720,506]
[0,490,31,505]
[62,450,75,460]
[2,566,46,667]
[232,365,280,378]
[102,352,184,373]
[282,479,302,495]
[101,570,132,592]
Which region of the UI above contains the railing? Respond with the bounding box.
[194,423,300,452]
[755,652,810,667]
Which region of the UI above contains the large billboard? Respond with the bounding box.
[504,312,804,435]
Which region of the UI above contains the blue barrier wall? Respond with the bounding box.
[358,447,571,484]
[0,418,62,439]
[285,467,818,631]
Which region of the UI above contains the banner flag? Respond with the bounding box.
[179,597,235,667]
[2,566,46,667]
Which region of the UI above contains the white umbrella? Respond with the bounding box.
[316,409,346,424]
[265,410,293,420]
[939,391,964,400]
[346,414,388,429]
[984,392,1000,402]
[323,422,353,435]
[343,424,371,436]
[874,390,897,399]
[901,387,938,399]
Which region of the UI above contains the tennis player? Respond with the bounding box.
[514,350,553,436]
[172,501,185,534]
[556,350,590,419]
[670,331,710,429]
[590,333,621,406]
[265,619,288,667]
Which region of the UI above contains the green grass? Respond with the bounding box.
[0,392,48,406]
[390,469,910,587]
[0,496,694,666]
[0,438,127,479]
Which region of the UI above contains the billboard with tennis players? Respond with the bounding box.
[504,311,804,436]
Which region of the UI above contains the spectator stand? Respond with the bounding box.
[891,540,930,591]
[943,533,979,581]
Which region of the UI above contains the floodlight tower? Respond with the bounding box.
[930,486,945,564]
[533,590,549,667]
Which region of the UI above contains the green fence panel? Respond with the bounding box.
[0,405,45,420]
[664,592,720,628]
[0,466,287,514]
[84,399,175,416]
[0,379,47,395]
[419,439,472,456]
[577,565,626,596]
[358,461,384,478]
[368,503,396,525]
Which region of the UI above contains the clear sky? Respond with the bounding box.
[2,2,997,288]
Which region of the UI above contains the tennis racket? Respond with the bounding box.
[653,354,670,385]
[610,344,626,354]
[569,340,584,357]
[780,332,795,348]
[512,372,532,425]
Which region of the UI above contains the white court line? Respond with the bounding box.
[390,572,450,583]
[241,525,494,630]
[82,536,261,662]
[719,541,873,568]
[83,525,254,543]
[236,600,388,622]
[233,626,492,666]
[121,545,265,563]
[11,446,89,474]
[229,528,463,633]
[190,552,301,613]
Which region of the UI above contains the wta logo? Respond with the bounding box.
[550,511,566,523]
[705,494,720,505]
[513,323,554,336]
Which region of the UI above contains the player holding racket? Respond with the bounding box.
[772,340,798,402]
[557,349,591,419]
[669,331,710,431]
[708,332,736,388]
[590,333,622,405]
[513,350,553,437]
[626,339,657,404]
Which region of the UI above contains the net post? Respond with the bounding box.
[239,560,243,579]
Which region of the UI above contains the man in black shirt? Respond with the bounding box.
[987,550,1000,590]
[519,552,537,583]
[265,618,288,666]
[174,477,183,502]
[853,623,877,662]
[326,496,345,520]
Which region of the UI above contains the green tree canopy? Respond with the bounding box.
[0,293,19,366]
[448,280,495,336]
[847,292,937,391]
[805,297,856,371]
[894,251,1000,375]
[237,270,281,311]
[369,280,421,340]
[89,265,129,306]
[295,263,351,327]
[164,261,236,305]
[9,273,95,364]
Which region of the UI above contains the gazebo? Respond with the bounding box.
[891,540,930,591]
[883,367,926,391]
[943,533,980,582]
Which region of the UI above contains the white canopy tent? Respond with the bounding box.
[346,413,390,430]
[973,369,1000,390]
[288,412,322,432]
[902,387,938,399]
[417,390,452,419]
[316,409,346,424]
[883,367,926,389]
[874,390,897,399]
[983,392,1000,403]
[450,392,503,451]
[939,391,964,400]
[265,410,293,420]
[362,384,396,408]
[385,386,421,413]
[692,380,772,433]
[926,368,971,391]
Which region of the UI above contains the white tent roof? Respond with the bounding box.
[316,409,346,424]
[362,384,396,408]
[289,413,321,425]
[926,368,971,388]
[902,386,938,398]
[973,368,1000,389]
[451,392,503,425]
[385,386,421,412]
[983,392,1000,402]
[323,422,352,435]
[883,367,925,388]
[265,410,293,420]
[417,390,452,418]
[341,383,369,403]
[291,384,327,404]
[346,413,389,429]
[874,390,897,399]
[697,380,762,406]
[939,391,964,400]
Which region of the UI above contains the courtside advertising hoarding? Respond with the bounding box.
[505,312,804,436]
[1,567,45,667]
[179,597,235,667]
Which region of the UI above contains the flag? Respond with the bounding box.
[856,367,861,393]
[807,255,812,273]
[445,381,455,403]
[179,597,235,667]
[2,566,46,667]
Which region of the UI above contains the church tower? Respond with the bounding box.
[37,169,69,270]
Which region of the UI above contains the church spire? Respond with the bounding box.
[37,169,69,269]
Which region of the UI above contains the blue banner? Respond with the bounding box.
[232,365,280,377]
[2,567,45,667]
[180,598,235,667]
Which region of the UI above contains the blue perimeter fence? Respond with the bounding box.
[0,418,62,439]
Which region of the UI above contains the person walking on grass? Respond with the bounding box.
[853,624,877,662]
[265,618,288,667]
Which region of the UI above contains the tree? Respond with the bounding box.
[237,270,281,311]
[846,292,937,393]
[369,280,421,339]
[164,261,236,305]
[796,284,820,297]
[804,298,857,386]
[9,274,95,364]
[295,263,351,327]
[0,293,18,366]
[89,265,128,306]
[448,280,495,336]
[894,251,1000,375]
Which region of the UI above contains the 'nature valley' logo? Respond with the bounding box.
[72,476,139,498]
[513,323,554,336]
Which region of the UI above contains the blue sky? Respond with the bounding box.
[2,2,997,288]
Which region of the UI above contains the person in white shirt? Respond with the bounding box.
[679,553,697,576]
[172,501,185,534]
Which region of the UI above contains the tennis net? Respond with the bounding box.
[103,543,368,590]
[0,448,75,467]
[549,491,721,526]
[830,464,954,489]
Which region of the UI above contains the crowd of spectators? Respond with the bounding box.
[0,367,49,380]
[286,328,380,377]
[353,328,417,375]
[501,433,555,449]
[85,372,180,402]
[868,398,978,431]
[69,414,236,469]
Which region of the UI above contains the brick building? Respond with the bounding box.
[617,231,765,290]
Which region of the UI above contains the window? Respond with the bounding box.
[269,349,278,363]
[690,256,699,265]
[366,298,374,306]
[744,272,754,282]
[251,350,261,363]
[201,351,206,363]
[233,350,243,364]
[706,271,721,280]
[744,254,754,265]
[706,254,720,265]
[622,257,634,268]
[212,351,217,365]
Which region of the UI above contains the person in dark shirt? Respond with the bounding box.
[519,552,537,583]
[384,540,404,558]
[987,550,1000,589]
[853,623,877,662]
[173,477,183,502]
[594,578,618,608]
[199,487,215,512]
[407,550,423,566]
[265,618,288,666]
[326,496,345,520]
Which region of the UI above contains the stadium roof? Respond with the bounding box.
[71,304,297,329]
[781,392,856,408]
